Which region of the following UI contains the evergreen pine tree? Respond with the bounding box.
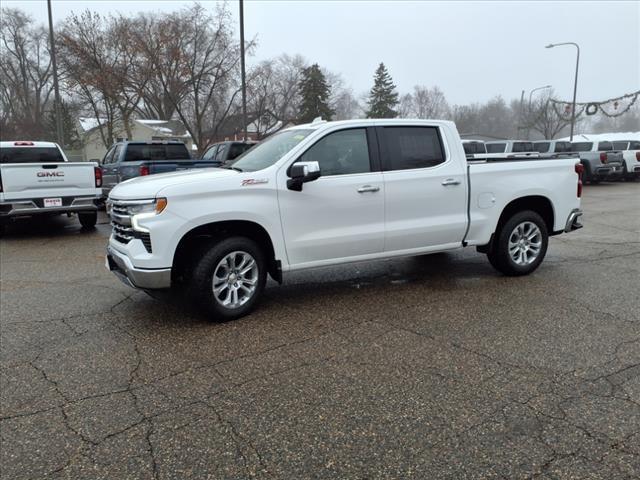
[366,63,399,118]
[298,63,334,123]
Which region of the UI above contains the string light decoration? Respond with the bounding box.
[549,90,639,119]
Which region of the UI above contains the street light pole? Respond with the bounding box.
[239,0,248,141]
[525,84,552,139]
[47,0,64,147]
[546,42,580,141]
[528,85,552,110]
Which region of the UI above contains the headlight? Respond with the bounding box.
[131,198,167,232]
[129,198,167,215]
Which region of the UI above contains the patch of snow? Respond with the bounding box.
[558,132,640,142]
[78,117,107,132]
[136,119,169,125]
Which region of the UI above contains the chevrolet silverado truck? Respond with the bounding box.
[106,119,584,321]
[612,140,640,180]
[0,141,102,236]
[100,141,219,199]
[570,140,624,184]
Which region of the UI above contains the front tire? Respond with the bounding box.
[190,237,267,321]
[487,210,549,276]
[78,211,97,229]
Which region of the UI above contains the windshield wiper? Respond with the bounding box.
[221,165,243,172]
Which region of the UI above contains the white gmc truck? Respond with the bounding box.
[0,141,102,235]
[106,119,584,320]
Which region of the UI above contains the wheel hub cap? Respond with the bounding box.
[212,251,258,309]
[508,221,542,266]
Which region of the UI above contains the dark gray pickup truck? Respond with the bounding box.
[99,141,218,199]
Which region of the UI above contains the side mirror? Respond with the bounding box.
[287,161,321,191]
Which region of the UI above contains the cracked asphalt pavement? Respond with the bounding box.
[1,182,639,479]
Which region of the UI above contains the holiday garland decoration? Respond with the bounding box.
[549,90,639,119]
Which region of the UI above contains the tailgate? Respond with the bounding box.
[0,163,99,200]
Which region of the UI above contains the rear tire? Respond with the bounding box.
[78,211,97,229]
[487,210,549,276]
[189,236,267,321]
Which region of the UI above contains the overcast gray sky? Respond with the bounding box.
[7,0,640,105]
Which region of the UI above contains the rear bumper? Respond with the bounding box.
[593,164,623,177]
[0,196,99,217]
[564,208,583,233]
[106,245,172,290]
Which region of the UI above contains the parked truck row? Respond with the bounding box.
[463,138,640,183]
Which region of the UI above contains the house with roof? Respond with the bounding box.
[77,118,194,161]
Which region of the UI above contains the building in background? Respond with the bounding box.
[77,118,194,161]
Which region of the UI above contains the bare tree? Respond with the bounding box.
[0,8,54,140]
[244,54,309,137]
[525,90,572,139]
[400,85,449,119]
[59,11,134,147]
[135,4,244,154]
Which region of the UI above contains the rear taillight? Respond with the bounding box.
[139,165,150,176]
[599,152,607,163]
[0,172,3,193]
[575,163,583,198]
[636,152,640,161]
[94,166,102,188]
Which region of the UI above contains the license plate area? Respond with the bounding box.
[44,198,62,207]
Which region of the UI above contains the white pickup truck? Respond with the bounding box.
[0,141,102,235]
[106,119,584,320]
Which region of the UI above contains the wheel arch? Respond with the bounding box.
[477,195,554,253]
[172,220,281,284]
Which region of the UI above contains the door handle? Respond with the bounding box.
[357,185,380,193]
[441,178,461,186]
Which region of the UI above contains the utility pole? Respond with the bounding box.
[47,0,64,147]
[526,85,552,139]
[239,0,248,141]
[546,42,580,141]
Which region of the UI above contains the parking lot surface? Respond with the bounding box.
[1,182,639,479]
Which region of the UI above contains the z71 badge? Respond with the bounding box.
[241,179,269,186]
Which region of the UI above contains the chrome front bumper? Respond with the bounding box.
[564,208,583,233]
[106,245,171,289]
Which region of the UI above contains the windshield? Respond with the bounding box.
[231,129,313,172]
[612,141,629,151]
[0,147,64,163]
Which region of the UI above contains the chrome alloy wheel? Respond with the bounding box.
[212,251,258,309]
[508,221,542,266]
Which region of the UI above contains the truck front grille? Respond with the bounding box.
[110,201,152,253]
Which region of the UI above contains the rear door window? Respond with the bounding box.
[571,142,593,152]
[512,142,534,153]
[486,143,506,153]
[554,142,572,153]
[0,147,64,163]
[381,126,445,171]
[532,142,550,153]
[629,141,640,150]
